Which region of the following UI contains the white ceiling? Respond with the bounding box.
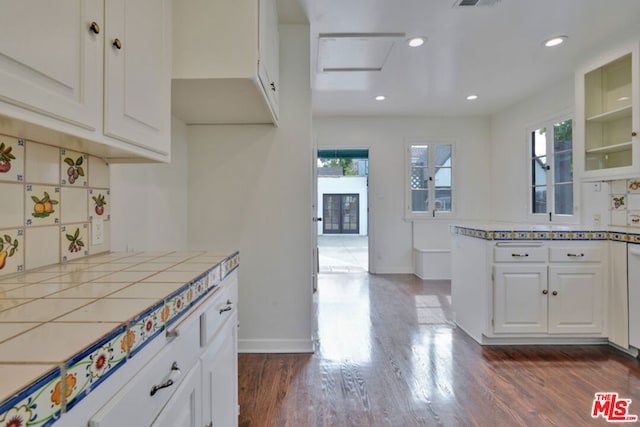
[302,0,640,117]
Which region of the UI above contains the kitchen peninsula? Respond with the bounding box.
[451,223,638,353]
[0,250,239,427]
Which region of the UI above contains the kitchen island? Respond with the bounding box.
[0,250,239,427]
[451,223,639,352]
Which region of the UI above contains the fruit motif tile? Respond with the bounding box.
[88,188,110,221]
[25,184,60,226]
[25,141,59,184]
[0,228,24,278]
[0,183,24,228]
[25,226,61,270]
[0,135,24,183]
[61,224,89,262]
[65,325,128,411]
[60,150,87,187]
[0,365,61,427]
[60,187,88,224]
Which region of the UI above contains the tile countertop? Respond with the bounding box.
[451,222,640,242]
[0,250,239,427]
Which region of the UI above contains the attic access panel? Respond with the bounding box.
[317,33,405,72]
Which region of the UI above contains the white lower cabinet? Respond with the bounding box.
[492,242,605,337]
[494,265,548,334]
[202,315,238,427]
[152,362,203,427]
[548,265,603,334]
[87,271,239,427]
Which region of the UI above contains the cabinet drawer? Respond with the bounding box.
[494,247,547,262]
[200,285,236,348]
[89,311,200,427]
[549,247,602,262]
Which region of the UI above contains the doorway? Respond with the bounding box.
[314,149,369,275]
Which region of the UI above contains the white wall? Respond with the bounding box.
[489,77,574,223]
[313,116,491,273]
[317,176,368,235]
[110,116,189,252]
[186,25,313,353]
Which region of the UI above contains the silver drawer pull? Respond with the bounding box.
[567,253,585,257]
[219,305,232,315]
[150,362,181,396]
[511,253,529,257]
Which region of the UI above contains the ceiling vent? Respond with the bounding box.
[453,0,501,6]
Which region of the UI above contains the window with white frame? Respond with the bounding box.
[406,142,454,218]
[529,116,575,222]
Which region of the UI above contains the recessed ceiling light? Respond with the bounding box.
[375,95,386,101]
[466,94,478,101]
[544,36,568,47]
[407,37,426,48]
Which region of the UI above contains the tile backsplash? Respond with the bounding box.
[0,134,110,277]
[609,178,640,227]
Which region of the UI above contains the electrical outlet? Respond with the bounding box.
[92,218,104,245]
[593,182,602,192]
[593,214,601,226]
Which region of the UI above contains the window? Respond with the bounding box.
[406,142,454,218]
[529,116,575,221]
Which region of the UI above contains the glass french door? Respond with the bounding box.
[323,194,359,234]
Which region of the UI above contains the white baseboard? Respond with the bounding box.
[371,265,413,274]
[238,338,314,353]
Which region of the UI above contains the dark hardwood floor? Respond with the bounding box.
[238,273,640,426]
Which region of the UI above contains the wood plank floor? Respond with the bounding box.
[238,273,640,426]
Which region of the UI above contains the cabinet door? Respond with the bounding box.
[202,317,239,427]
[104,0,171,156]
[0,0,101,130]
[576,43,640,180]
[548,265,603,334]
[493,265,548,334]
[258,0,279,118]
[152,362,202,427]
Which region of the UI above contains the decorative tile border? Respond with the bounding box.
[452,225,619,242]
[0,367,61,427]
[221,252,240,278]
[128,301,165,357]
[64,325,128,411]
[164,285,191,327]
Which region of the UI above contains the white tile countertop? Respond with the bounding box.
[0,250,239,427]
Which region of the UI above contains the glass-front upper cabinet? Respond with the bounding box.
[575,43,639,180]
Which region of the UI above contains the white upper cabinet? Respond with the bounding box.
[576,43,640,180]
[258,0,280,115]
[172,0,280,125]
[0,0,102,131]
[0,0,171,162]
[104,0,172,157]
